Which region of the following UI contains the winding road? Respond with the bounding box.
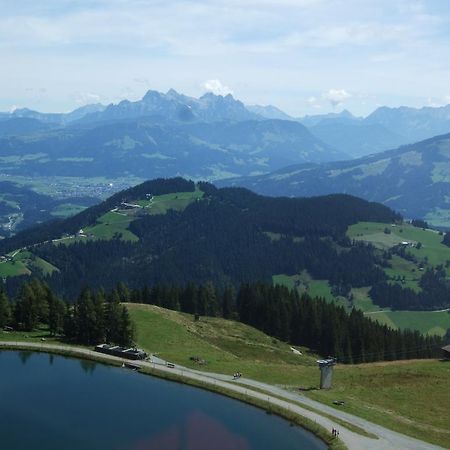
[0,341,445,450]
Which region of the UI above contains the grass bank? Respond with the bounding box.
[0,342,342,450]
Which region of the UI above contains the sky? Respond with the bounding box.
[2,0,450,117]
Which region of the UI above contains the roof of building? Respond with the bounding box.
[442,344,450,353]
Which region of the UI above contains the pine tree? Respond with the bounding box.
[74,288,97,344]
[222,286,235,319]
[0,289,11,328]
[48,293,65,336]
[118,306,134,346]
[105,295,122,344]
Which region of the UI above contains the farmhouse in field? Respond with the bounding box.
[120,202,142,209]
[442,345,450,359]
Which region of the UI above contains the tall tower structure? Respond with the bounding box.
[317,358,336,389]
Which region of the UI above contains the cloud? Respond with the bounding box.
[202,79,234,96]
[307,96,322,109]
[323,89,352,107]
[74,92,102,105]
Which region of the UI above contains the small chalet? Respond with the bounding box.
[442,345,450,359]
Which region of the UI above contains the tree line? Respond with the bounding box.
[443,232,450,248]
[113,281,443,363]
[1,279,444,362]
[0,279,134,347]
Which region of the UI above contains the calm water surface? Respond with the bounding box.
[0,351,327,450]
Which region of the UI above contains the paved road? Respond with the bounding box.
[0,341,445,450]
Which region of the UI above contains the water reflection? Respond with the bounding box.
[126,411,250,450]
[79,359,97,374]
[18,351,32,365]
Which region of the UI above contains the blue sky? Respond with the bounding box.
[1,0,450,116]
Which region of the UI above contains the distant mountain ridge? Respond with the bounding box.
[221,132,450,227]
[0,90,348,182]
[2,90,450,212]
[81,90,262,124]
[0,116,344,181]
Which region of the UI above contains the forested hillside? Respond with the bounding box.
[224,133,450,227]
[2,178,399,299]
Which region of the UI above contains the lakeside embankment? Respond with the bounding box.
[1,340,446,450]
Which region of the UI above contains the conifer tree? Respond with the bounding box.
[0,288,11,328]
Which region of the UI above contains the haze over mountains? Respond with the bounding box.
[224,133,450,227]
[1,88,450,227]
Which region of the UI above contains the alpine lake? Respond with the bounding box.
[0,351,327,450]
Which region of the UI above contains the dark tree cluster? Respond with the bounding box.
[370,266,450,311]
[411,219,429,229]
[443,232,450,248]
[0,280,133,347]
[235,283,442,363]
[126,282,234,318]
[64,288,134,346]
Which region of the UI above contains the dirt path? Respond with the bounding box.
[0,341,445,450]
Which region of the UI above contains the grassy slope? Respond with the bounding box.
[273,272,347,307]
[367,310,450,336]
[0,250,58,278]
[137,190,204,215]
[128,303,319,386]
[274,222,450,336]
[68,190,204,243]
[306,360,450,448]
[128,304,450,449]
[1,188,204,276]
[84,211,139,242]
[347,221,450,273]
[50,203,88,218]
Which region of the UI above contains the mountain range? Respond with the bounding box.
[0,90,347,181]
[222,133,450,227]
[2,89,450,227]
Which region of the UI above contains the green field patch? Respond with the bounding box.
[14,250,59,276]
[51,203,88,218]
[350,287,382,313]
[365,309,450,336]
[348,221,450,275]
[136,190,204,215]
[0,250,58,278]
[384,255,421,292]
[0,258,30,277]
[84,211,139,242]
[273,272,347,306]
